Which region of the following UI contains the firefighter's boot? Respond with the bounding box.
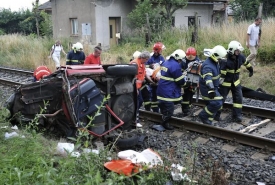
[233,115,242,123]
[214,111,221,121]
[162,120,174,130]
[198,113,213,125]
[144,104,151,111]
[182,107,190,117]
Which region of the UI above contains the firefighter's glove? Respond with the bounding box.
[219,77,225,85]
[182,70,188,77]
[248,67,253,77]
[208,89,216,99]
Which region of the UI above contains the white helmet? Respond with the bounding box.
[170,49,186,60]
[210,45,227,62]
[132,51,141,59]
[227,40,244,55]
[73,42,83,51]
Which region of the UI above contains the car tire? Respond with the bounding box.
[106,65,137,76]
[111,93,135,128]
[116,132,139,149]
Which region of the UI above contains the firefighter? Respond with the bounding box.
[157,49,187,130]
[180,47,202,116]
[144,42,166,113]
[198,45,227,125]
[130,51,151,128]
[214,41,253,123]
[33,66,52,82]
[66,42,86,65]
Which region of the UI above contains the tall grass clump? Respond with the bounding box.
[0,34,70,71]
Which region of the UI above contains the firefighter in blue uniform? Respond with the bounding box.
[214,41,253,122]
[198,45,227,125]
[66,42,86,65]
[143,42,166,113]
[157,49,187,130]
[180,47,201,116]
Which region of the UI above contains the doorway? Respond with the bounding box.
[109,17,121,46]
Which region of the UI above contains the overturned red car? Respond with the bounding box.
[6,64,139,141]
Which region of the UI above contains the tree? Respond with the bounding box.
[33,0,40,36]
[229,0,275,22]
[127,0,187,30]
[0,8,36,35]
[39,11,52,37]
[153,0,187,22]
[127,0,158,29]
[260,0,275,17]
[229,0,260,22]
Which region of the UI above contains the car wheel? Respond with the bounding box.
[106,65,137,76]
[111,94,135,128]
[116,132,139,149]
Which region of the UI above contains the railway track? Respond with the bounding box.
[0,66,33,86]
[140,99,275,152]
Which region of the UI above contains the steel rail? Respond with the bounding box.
[0,78,21,86]
[139,110,275,152]
[0,66,33,75]
[193,98,275,119]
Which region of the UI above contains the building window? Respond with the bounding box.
[188,17,195,27]
[70,18,78,35]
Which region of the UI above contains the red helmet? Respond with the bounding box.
[186,47,197,56]
[153,42,164,53]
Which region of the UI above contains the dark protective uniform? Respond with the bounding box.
[66,50,86,65]
[198,57,223,125]
[142,54,165,112]
[157,57,186,129]
[215,54,253,122]
[180,56,201,115]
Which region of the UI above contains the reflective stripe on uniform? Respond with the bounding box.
[143,101,151,105]
[175,75,185,82]
[234,79,240,86]
[221,70,227,75]
[157,96,182,102]
[212,74,220,80]
[233,103,242,108]
[202,73,212,78]
[202,95,223,100]
[205,107,213,116]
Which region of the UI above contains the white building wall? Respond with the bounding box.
[95,0,134,48]
[174,4,214,28]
